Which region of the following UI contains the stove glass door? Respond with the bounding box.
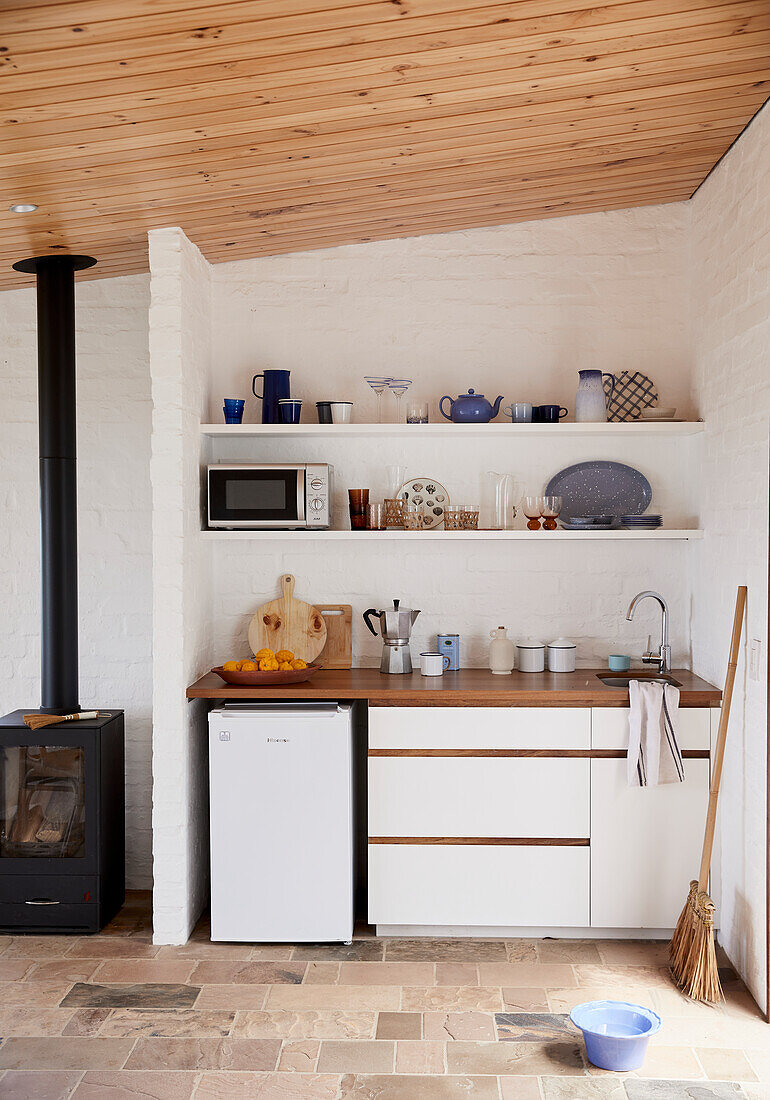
[0,745,86,859]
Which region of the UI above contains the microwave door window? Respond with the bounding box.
[211,469,301,523]
[226,478,286,511]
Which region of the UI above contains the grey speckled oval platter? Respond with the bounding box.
[545,461,652,522]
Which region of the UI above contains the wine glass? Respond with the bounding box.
[523,495,544,531]
[542,495,562,531]
[364,376,393,423]
[388,378,413,422]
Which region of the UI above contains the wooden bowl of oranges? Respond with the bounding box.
[212,649,321,687]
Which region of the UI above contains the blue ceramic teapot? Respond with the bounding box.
[439,389,504,423]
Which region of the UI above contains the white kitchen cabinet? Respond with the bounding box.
[368,757,589,838]
[590,758,710,928]
[592,706,713,750]
[369,705,590,749]
[369,843,590,927]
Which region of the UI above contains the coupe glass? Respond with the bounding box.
[523,495,544,531]
[542,495,562,531]
[364,376,393,423]
[388,378,413,422]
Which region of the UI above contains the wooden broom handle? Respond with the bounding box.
[698,585,747,890]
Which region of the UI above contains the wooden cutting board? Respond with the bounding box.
[316,605,353,669]
[248,574,327,663]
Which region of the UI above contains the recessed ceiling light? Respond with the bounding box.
[9,203,38,213]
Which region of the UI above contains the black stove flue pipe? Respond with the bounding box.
[13,254,97,714]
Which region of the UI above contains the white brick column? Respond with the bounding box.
[149,228,214,943]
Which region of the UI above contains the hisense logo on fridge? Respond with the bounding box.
[267,738,289,743]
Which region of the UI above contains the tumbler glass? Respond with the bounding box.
[348,489,370,531]
[368,502,386,530]
[403,503,424,530]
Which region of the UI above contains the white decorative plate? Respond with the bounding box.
[397,477,450,529]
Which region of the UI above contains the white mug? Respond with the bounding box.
[504,402,533,423]
[420,652,451,676]
[330,402,353,423]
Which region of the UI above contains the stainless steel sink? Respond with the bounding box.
[597,673,682,689]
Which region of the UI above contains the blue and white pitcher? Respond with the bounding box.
[575,370,614,423]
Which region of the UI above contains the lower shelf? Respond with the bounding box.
[202,529,703,541]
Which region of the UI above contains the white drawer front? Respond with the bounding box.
[368,758,589,838]
[369,844,589,927]
[590,758,710,928]
[369,706,590,750]
[592,707,712,750]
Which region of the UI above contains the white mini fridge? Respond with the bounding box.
[208,703,354,942]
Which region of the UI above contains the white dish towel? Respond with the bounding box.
[627,680,685,787]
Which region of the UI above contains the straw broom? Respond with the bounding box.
[670,585,747,1003]
[23,711,99,731]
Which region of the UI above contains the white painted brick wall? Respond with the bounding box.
[0,273,153,888]
[149,228,215,944]
[691,102,770,1012]
[210,202,693,425]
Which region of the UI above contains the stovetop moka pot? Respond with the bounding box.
[363,600,421,674]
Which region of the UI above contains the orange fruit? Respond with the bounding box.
[290,658,308,670]
[222,660,239,672]
[240,660,257,671]
[276,649,295,663]
[278,661,293,671]
[255,648,275,660]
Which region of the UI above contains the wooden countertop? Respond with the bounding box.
[186,668,721,707]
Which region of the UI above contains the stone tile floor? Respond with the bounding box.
[0,891,767,1098]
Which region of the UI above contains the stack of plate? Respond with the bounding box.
[561,515,618,531]
[621,514,662,530]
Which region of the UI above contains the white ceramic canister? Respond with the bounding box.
[516,640,546,673]
[547,638,577,673]
[489,627,515,674]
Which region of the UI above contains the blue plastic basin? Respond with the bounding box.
[570,1000,662,1071]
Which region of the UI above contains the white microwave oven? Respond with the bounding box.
[207,463,333,529]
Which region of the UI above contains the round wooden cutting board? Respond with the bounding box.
[248,574,327,663]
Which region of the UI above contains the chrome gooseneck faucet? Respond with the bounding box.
[626,590,671,673]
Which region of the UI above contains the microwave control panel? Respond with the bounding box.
[305,464,333,528]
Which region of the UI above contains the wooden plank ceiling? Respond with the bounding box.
[2,0,769,289]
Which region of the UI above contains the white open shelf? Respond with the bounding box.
[201,529,702,541]
[201,421,703,439]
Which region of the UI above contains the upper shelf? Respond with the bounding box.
[201,421,704,439]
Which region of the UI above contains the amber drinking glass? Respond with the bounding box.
[348,489,370,531]
[542,495,562,531]
[523,495,544,530]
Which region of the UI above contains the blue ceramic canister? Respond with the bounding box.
[436,634,460,670]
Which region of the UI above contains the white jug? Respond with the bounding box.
[575,370,615,423]
[489,627,515,674]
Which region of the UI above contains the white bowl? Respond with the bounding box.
[640,407,676,419]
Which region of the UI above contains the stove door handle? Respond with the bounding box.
[24,898,60,906]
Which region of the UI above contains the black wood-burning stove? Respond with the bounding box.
[0,255,125,932]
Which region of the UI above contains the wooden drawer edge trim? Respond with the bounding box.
[368,837,590,846]
[368,749,709,758]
